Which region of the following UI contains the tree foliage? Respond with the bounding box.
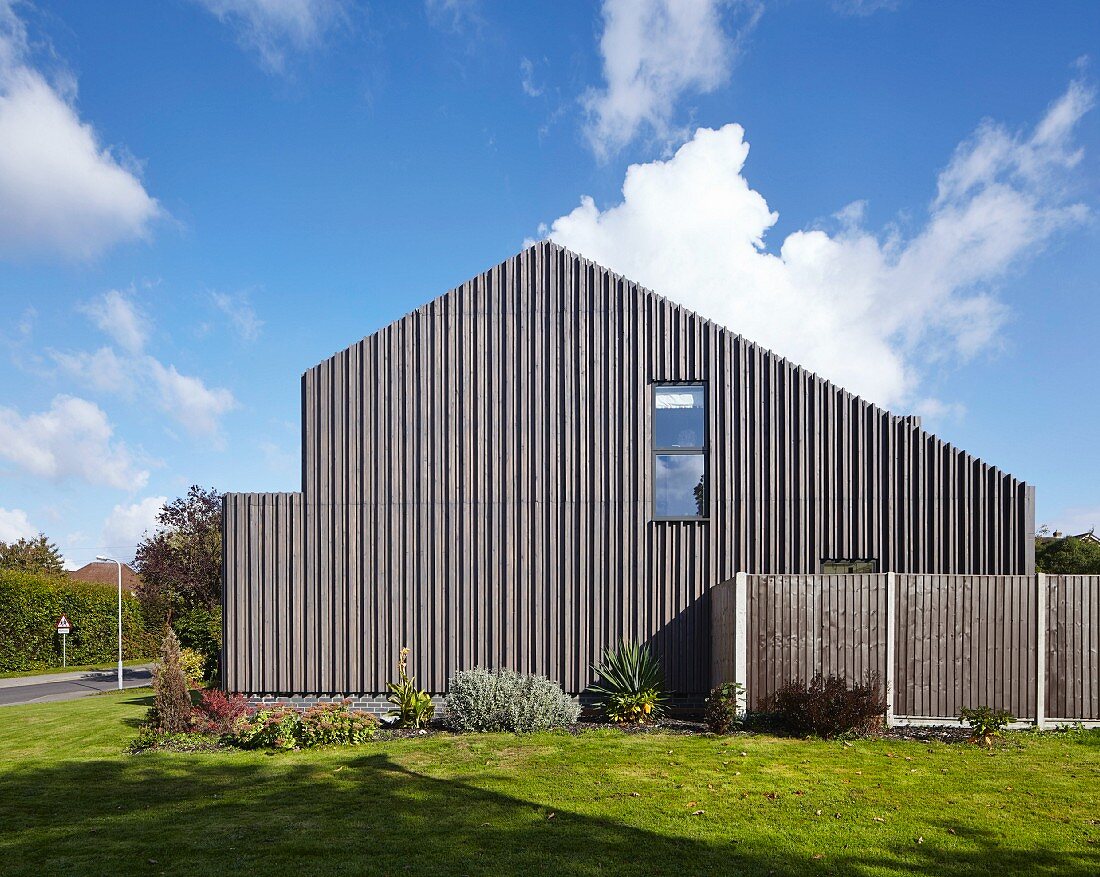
[134,486,223,619]
[0,534,65,576]
[1035,535,1100,575]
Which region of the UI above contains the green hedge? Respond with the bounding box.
[0,570,156,672]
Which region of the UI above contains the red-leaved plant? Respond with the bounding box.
[191,689,250,737]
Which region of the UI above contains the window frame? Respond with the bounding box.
[650,381,709,522]
[821,558,879,574]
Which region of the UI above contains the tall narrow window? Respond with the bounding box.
[652,384,707,519]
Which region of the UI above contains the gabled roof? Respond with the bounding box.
[68,561,142,593]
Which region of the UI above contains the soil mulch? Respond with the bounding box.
[571,716,709,735]
[376,714,975,742]
[879,724,971,743]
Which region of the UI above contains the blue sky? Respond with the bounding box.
[0,0,1097,566]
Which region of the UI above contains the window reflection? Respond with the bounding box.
[653,386,704,449]
[654,453,706,518]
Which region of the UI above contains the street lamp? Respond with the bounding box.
[95,555,123,690]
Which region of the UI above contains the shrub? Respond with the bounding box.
[191,689,250,737]
[178,647,207,686]
[192,699,378,751]
[0,570,153,672]
[231,705,301,751]
[386,646,435,728]
[297,701,378,746]
[705,682,745,734]
[445,668,580,733]
[172,604,222,682]
[138,692,377,751]
[761,674,885,739]
[151,629,192,733]
[960,706,1014,747]
[590,639,666,724]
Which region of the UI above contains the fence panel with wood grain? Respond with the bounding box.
[1045,575,1100,722]
[742,573,887,710]
[711,573,1099,725]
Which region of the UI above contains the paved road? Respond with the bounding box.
[0,665,155,707]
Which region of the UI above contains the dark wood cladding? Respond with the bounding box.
[225,240,1035,696]
[222,493,304,694]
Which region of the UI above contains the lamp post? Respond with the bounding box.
[96,555,123,690]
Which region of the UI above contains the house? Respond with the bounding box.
[68,561,142,594]
[1075,530,1100,545]
[222,241,1034,703]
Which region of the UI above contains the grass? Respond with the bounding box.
[1,692,1097,876]
[0,658,152,679]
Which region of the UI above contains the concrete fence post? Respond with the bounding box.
[885,571,896,728]
[1036,573,1047,729]
[734,571,748,716]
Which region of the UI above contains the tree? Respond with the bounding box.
[134,486,223,621]
[1035,535,1100,575]
[0,534,64,575]
[151,628,192,733]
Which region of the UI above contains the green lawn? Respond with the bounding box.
[1,692,1097,876]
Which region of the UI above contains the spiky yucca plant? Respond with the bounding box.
[590,639,667,724]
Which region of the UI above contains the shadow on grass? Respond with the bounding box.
[118,694,154,728]
[0,749,1095,877]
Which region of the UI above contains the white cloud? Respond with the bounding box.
[544,80,1093,409]
[51,288,238,437]
[101,495,165,557]
[0,506,36,542]
[260,439,296,474]
[194,0,347,74]
[520,57,543,98]
[832,0,899,16]
[582,0,762,160]
[0,1,161,259]
[147,359,237,438]
[79,289,150,353]
[49,346,134,395]
[912,398,966,425]
[425,0,483,34]
[0,395,148,490]
[50,343,134,396]
[211,290,263,341]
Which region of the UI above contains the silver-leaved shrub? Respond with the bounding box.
[445,667,580,732]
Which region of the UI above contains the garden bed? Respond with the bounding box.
[176,709,1012,747]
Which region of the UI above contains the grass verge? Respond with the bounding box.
[0,691,1097,876]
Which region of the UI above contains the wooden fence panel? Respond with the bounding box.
[1046,575,1100,721]
[894,574,1035,720]
[710,579,736,688]
[718,573,1100,724]
[745,573,887,708]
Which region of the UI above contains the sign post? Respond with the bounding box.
[56,614,72,668]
